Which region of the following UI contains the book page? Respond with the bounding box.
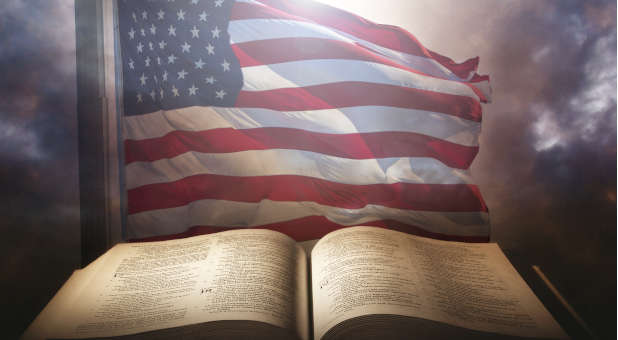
[311,227,567,340]
[23,229,308,340]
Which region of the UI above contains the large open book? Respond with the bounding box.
[23,227,568,340]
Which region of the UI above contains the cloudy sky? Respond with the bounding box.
[0,0,615,339]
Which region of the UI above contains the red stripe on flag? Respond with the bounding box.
[470,74,490,83]
[124,127,478,169]
[235,82,482,121]
[130,215,489,243]
[428,52,479,81]
[128,174,488,214]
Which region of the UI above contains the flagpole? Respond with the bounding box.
[101,0,124,249]
[75,0,123,267]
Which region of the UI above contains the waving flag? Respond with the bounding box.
[119,0,491,242]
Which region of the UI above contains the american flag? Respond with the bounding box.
[118,0,491,242]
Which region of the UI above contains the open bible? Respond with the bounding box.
[22,227,568,340]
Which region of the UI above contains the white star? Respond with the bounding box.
[190,26,200,38]
[177,69,188,79]
[205,76,216,84]
[195,59,205,69]
[215,89,226,99]
[128,28,136,39]
[191,0,200,4]
[199,11,208,22]
[157,9,165,20]
[188,84,198,95]
[168,25,176,36]
[139,73,148,86]
[205,43,215,55]
[154,75,159,83]
[150,90,156,100]
[172,85,180,97]
[137,42,144,53]
[145,56,151,67]
[168,54,177,64]
[211,26,220,39]
[181,41,191,53]
[221,59,230,72]
[149,24,157,35]
[159,40,167,49]
[140,28,146,36]
[128,58,135,69]
[177,9,186,20]
[162,70,169,81]
[132,12,137,22]
[141,11,148,20]
[214,0,224,7]
[148,41,154,50]
[137,93,143,103]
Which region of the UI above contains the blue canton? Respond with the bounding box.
[118,0,242,116]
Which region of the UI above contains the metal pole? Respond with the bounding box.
[75,0,123,266]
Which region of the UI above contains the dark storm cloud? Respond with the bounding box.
[0,0,79,242]
[528,2,616,148]
[0,1,79,338]
[470,0,616,237]
[469,1,616,337]
[0,0,77,206]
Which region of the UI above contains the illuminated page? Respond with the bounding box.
[23,229,308,340]
[311,226,568,340]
